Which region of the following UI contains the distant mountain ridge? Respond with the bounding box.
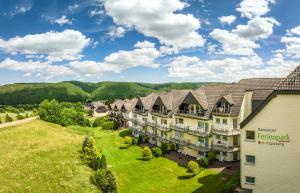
[0,81,224,105]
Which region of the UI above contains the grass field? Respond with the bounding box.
[0,120,98,193]
[0,120,232,193]
[0,111,33,123]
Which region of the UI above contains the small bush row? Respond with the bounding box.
[81,136,117,193]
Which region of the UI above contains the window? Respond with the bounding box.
[134,114,137,118]
[245,155,255,165]
[245,176,255,185]
[216,118,220,124]
[198,121,204,129]
[223,119,228,125]
[223,136,228,141]
[161,119,167,125]
[176,118,184,124]
[216,135,221,140]
[246,131,255,140]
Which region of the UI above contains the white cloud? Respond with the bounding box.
[68,4,79,12]
[218,15,236,25]
[167,54,298,81]
[107,26,126,40]
[0,30,90,61]
[69,41,160,75]
[233,17,279,40]
[89,9,104,17]
[7,4,32,16]
[281,36,300,58]
[211,16,279,56]
[210,29,259,55]
[236,0,275,19]
[103,0,205,53]
[0,58,75,79]
[287,25,300,36]
[51,15,72,26]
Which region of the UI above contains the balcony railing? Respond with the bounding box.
[157,124,172,132]
[148,121,159,127]
[213,108,231,115]
[188,143,210,151]
[151,109,169,116]
[188,128,211,137]
[212,128,240,135]
[158,136,169,143]
[212,143,239,152]
[171,124,189,132]
[146,131,157,137]
[176,110,205,118]
[133,109,147,115]
[170,136,189,146]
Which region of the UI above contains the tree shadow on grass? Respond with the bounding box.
[191,173,230,193]
[177,173,195,180]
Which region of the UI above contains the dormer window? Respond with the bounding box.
[178,103,204,116]
[135,104,144,112]
[215,101,231,114]
[152,104,167,114]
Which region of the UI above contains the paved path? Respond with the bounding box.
[0,117,37,129]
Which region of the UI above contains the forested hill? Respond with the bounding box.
[0,81,224,105]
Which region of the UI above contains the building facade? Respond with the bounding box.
[240,66,300,193]
[110,77,285,162]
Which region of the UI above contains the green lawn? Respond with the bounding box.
[0,120,232,193]
[0,120,98,193]
[70,126,232,193]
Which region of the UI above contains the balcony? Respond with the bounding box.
[137,120,147,127]
[146,131,157,137]
[188,128,211,137]
[172,124,189,132]
[151,109,169,117]
[212,143,239,152]
[158,136,169,143]
[133,109,147,116]
[170,136,189,146]
[148,121,159,127]
[188,143,210,151]
[213,107,231,116]
[212,127,240,135]
[176,110,205,118]
[157,124,172,132]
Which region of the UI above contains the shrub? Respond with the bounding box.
[16,114,25,120]
[199,157,209,168]
[208,151,217,164]
[91,169,117,193]
[93,117,109,127]
[161,143,169,154]
[90,155,102,170]
[187,161,200,176]
[102,121,115,130]
[152,147,162,157]
[142,146,152,160]
[132,138,138,145]
[119,143,130,149]
[100,155,107,169]
[81,136,100,162]
[89,155,107,170]
[123,136,133,145]
[5,114,13,122]
[32,108,38,115]
[119,128,132,138]
[19,108,25,113]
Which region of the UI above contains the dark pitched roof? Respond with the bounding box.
[251,89,273,101]
[123,98,138,112]
[276,65,300,90]
[140,93,159,111]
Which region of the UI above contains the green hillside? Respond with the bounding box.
[0,81,222,105]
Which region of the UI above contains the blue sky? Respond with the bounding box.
[0,0,300,85]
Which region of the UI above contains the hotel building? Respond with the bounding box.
[240,66,300,193]
[110,69,300,163]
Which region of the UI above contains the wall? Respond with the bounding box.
[241,94,300,193]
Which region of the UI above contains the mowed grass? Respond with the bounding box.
[0,120,98,193]
[82,128,231,193]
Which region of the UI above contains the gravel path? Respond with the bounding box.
[0,117,37,129]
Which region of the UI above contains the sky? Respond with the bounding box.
[0,0,300,85]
